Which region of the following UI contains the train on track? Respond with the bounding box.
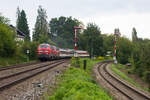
[37,43,89,61]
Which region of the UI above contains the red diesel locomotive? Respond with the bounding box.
[37,43,89,61]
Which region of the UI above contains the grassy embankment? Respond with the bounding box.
[0,56,33,67]
[44,58,113,100]
[111,64,149,92]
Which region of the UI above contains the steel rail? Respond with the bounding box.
[0,61,41,71]
[97,62,150,100]
[0,60,59,81]
[0,59,67,91]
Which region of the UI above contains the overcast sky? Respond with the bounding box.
[0,0,150,39]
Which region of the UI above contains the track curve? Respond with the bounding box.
[96,62,150,100]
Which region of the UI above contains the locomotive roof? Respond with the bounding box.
[39,43,49,45]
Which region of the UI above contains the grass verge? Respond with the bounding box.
[45,58,113,100]
[0,56,35,67]
[111,64,149,92]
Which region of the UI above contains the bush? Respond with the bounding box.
[0,23,16,57]
[47,58,112,100]
[49,67,112,100]
[71,57,81,68]
[18,41,39,60]
[144,71,150,90]
[97,56,104,60]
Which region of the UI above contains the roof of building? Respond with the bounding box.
[9,25,26,37]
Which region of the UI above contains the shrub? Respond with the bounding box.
[0,23,16,57]
[97,56,104,60]
[47,58,112,100]
[49,67,112,100]
[143,71,150,90]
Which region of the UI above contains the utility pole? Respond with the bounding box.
[90,39,93,59]
[74,26,83,57]
[113,28,120,64]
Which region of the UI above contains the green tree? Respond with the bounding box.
[33,5,49,42]
[16,9,30,41]
[16,7,21,28]
[0,22,16,57]
[117,37,133,64]
[49,16,80,48]
[102,34,114,56]
[0,13,9,24]
[80,23,103,57]
[132,27,138,42]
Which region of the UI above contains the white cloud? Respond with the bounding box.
[1,0,150,39]
[80,12,150,39]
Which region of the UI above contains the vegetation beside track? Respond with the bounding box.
[0,14,38,67]
[0,57,36,67]
[111,64,149,92]
[44,58,113,100]
[0,41,38,67]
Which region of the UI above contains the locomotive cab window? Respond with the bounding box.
[40,45,48,49]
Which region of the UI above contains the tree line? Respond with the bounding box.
[1,5,150,86]
[0,5,103,61]
[101,28,150,89]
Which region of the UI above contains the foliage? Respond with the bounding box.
[130,28,150,85]
[19,41,39,60]
[48,58,112,100]
[16,8,30,41]
[131,40,150,82]
[144,71,150,90]
[102,34,114,56]
[111,64,149,92]
[0,41,39,66]
[79,23,103,57]
[111,64,140,87]
[101,34,133,64]
[0,23,16,57]
[132,27,138,42]
[0,57,27,67]
[49,16,81,48]
[71,57,81,68]
[117,37,133,64]
[33,5,50,42]
[102,34,133,64]
[97,56,104,60]
[37,34,56,45]
[0,13,9,24]
[0,14,36,66]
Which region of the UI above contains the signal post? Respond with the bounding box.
[113,28,120,64]
[74,26,83,57]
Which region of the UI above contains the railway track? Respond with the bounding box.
[0,59,67,91]
[97,62,150,100]
[0,61,40,71]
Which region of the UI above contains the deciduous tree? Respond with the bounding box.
[33,5,49,42]
[79,23,103,57]
[49,16,80,48]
